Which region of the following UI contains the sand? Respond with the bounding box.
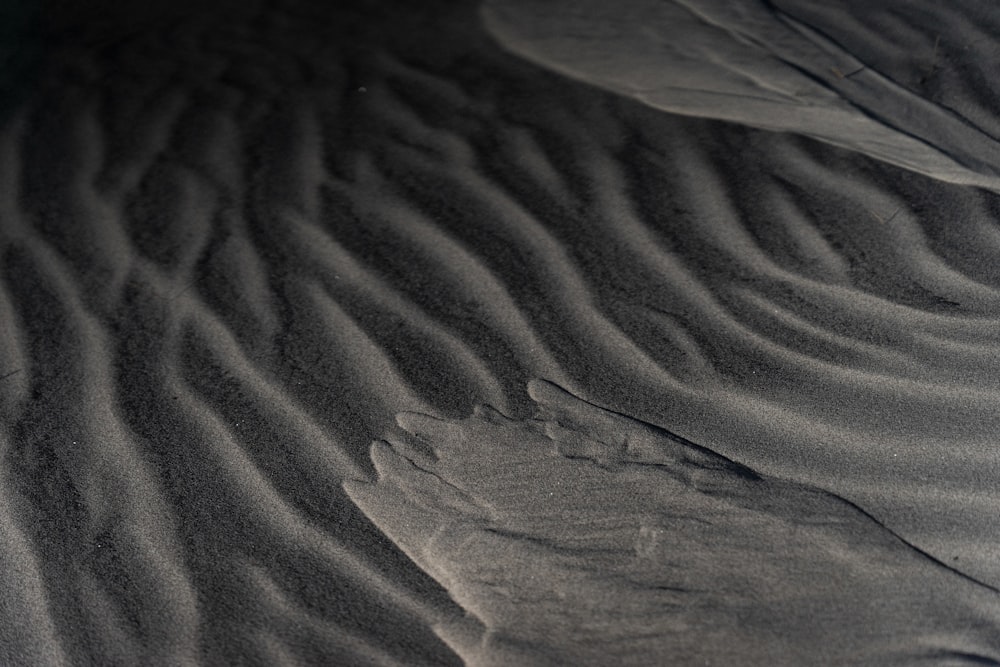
[1,0,999,664]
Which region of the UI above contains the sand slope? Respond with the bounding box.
[348,380,1000,665]
[483,0,1000,190]
[0,0,999,664]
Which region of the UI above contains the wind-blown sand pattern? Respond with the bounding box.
[2,0,1000,664]
[348,381,1000,665]
[483,0,1000,190]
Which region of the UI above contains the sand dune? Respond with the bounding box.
[1,0,999,664]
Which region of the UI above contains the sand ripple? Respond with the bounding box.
[1,0,999,663]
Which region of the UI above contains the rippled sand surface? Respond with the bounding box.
[2,0,1000,664]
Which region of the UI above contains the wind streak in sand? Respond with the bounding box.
[481,0,1000,191]
[346,381,1000,666]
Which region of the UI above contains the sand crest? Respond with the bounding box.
[1,0,999,663]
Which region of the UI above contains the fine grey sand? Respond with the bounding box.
[2,0,1000,664]
[348,380,1000,665]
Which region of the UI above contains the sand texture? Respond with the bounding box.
[1,0,1000,664]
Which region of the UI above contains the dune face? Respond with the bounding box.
[347,380,1000,665]
[2,0,1000,663]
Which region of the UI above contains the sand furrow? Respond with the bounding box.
[4,0,1000,663]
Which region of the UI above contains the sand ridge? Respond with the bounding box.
[0,0,999,663]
